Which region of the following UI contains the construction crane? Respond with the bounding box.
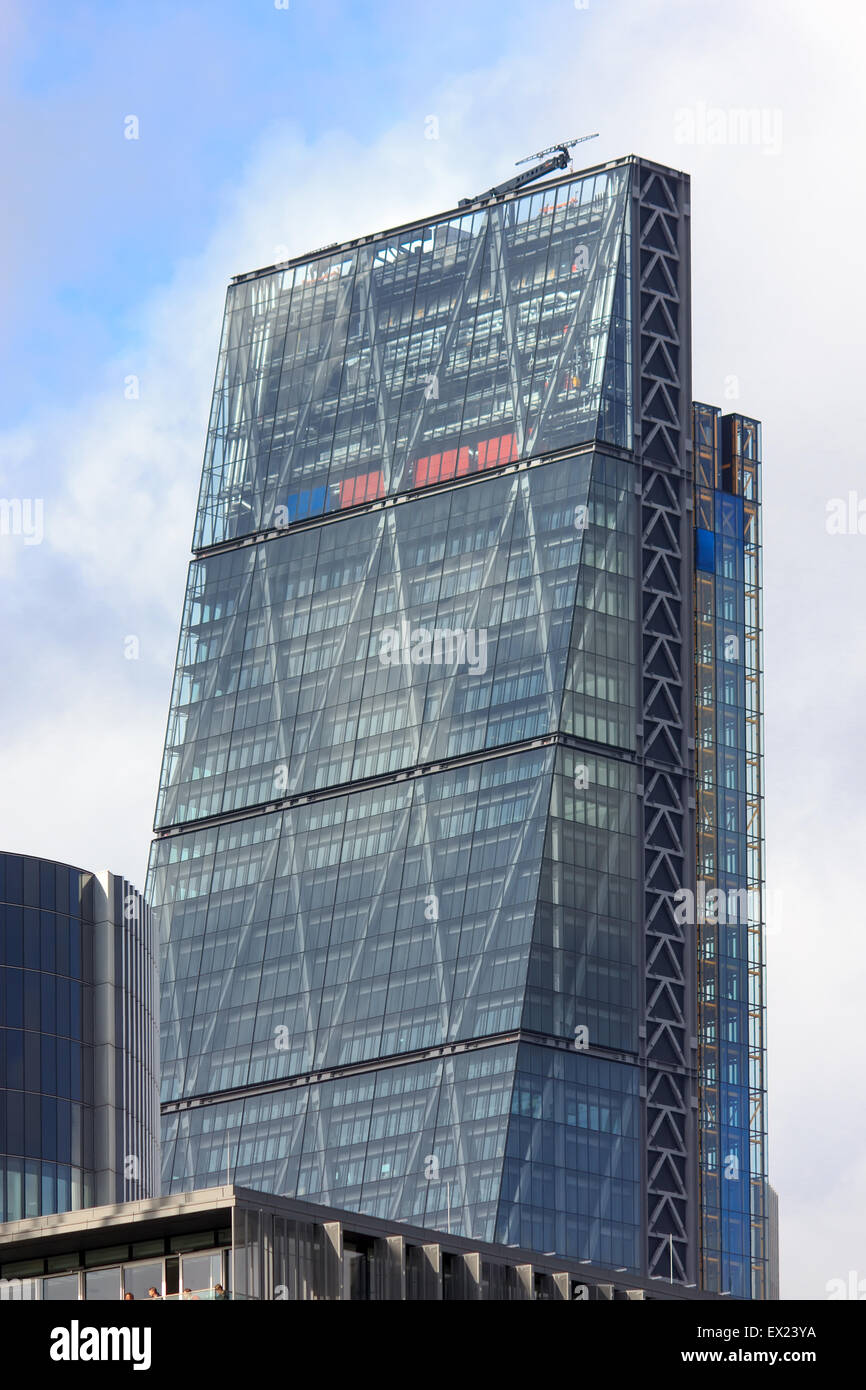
[458,134,598,207]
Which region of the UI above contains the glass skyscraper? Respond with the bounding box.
[692,405,766,1297]
[0,855,160,1223]
[148,154,768,1296]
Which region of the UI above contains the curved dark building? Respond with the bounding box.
[0,854,159,1222]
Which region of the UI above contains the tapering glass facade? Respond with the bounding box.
[190,164,631,554]
[149,157,767,1292]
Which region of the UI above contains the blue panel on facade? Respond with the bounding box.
[695,527,715,572]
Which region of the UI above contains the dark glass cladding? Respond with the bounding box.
[151,745,637,1097]
[194,165,632,549]
[153,737,640,1255]
[161,1043,639,1267]
[0,854,92,1222]
[0,855,160,1223]
[156,453,636,829]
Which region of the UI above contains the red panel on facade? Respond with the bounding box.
[439,449,458,480]
[414,433,518,488]
[339,470,384,508]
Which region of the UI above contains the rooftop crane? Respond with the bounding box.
[458,134,599,207]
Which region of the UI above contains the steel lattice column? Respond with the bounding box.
[630,161,699,1284]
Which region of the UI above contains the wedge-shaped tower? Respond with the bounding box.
[149,156,766,1292]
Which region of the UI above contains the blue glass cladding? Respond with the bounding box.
[712,490,751,1296]
[597,224,632,449]
[693,405,766,1298]
[152,748,554,1102]
[162,1045,518,1241]
[160,1041,641,1261]
[0,854,91,1222]
[695,527,715,572]
[496,1045,640,1268]
[155,452,636,830]
[525,749,639,1052]
[153,735,642,1254]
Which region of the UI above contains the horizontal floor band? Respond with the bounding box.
[191,438,646,561]
[153,730,645,841]
[161,1026,697,1115]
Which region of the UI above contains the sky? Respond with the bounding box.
[1,0,864,1300]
